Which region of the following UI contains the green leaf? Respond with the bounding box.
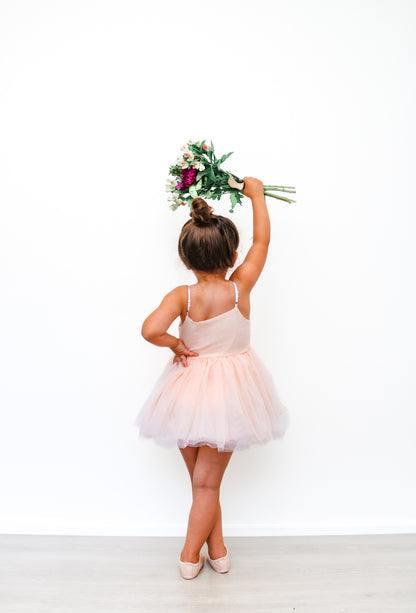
[218,152,233,165]
[189,185,198,198]
[196,179,203,190]
[230,191,239,207]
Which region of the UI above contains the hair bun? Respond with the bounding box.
[190,198,214,225]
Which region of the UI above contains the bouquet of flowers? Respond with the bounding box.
[166,139,296,213]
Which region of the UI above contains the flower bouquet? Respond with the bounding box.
[166,139,296,213]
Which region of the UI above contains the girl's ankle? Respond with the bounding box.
[207,543,227,559]
[180,548,200,564]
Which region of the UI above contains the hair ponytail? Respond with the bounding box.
[190,198,214,225]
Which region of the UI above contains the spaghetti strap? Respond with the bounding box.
[186,285,191,316]
[232,280,238,306]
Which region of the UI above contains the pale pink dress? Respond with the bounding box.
[134,281,289,452]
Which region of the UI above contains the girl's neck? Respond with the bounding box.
[192,270,228,283]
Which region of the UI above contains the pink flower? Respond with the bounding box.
[202,143,211,151]
[176,167,198,191]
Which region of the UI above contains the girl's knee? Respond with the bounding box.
[191,447,232,490]
[192,474,221,491]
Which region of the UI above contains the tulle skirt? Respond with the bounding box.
[134,348,289,452]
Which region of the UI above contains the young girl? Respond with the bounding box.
[134,177,289,579]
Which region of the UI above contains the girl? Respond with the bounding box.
[134,177,289,579]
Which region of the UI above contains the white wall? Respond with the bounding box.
[1,0,415,536]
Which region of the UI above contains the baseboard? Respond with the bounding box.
[1,519,415,537]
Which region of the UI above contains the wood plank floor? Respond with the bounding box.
[0,535,415,612]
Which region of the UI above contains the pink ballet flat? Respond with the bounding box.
[207,547,230,573]
[178,553,205,579]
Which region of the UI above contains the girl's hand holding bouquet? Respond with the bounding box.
[242,177,265,200]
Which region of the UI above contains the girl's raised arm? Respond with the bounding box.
[230,177,271,291]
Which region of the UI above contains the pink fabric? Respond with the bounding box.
[134,306,289,452]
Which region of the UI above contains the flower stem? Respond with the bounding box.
[264,191,296,203]
[263,185,296,192]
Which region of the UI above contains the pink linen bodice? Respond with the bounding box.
[178,281,251,357]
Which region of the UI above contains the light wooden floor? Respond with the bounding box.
[0,534,415,612]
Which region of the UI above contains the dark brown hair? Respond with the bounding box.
[178,198,239,273]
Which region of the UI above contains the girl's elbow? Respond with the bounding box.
[141,321,154,342]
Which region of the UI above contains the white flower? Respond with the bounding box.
[165,178,177,192]
[183,149,194,161]
[192,162,205,171]
[168,192,182,203]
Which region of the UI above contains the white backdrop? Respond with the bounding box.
[1,0,415,536]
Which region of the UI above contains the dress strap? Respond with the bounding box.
[232,280,239,306]
[186,285,191,315]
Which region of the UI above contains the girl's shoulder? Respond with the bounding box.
[161,284,189,310]
[153,285,189,322]
[162,284,188,303]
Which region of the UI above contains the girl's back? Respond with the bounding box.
[178,280,250,358]
[179,278,251,323]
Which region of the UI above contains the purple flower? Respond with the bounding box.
[176,167,198,191]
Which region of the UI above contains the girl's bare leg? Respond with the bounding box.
[179,446,227,559]
[206,502,226,559]
[178,444,232,563]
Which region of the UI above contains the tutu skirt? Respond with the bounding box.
[134,348,289,452]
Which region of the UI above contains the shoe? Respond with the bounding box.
[178,552,205,579]
[207,547,230,573]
